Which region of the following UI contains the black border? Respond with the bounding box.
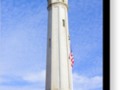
[103,0,110,90]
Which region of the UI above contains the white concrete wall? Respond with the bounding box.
[46,0,72,90]
[59,6,69,89]
[51,6,59,89]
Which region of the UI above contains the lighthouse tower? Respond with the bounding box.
[46,0,73,90]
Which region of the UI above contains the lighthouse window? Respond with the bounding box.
[68,36,70,40]
[49,38,51,47]
[62,19,65,27]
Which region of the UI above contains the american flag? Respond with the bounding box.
[69,51,74,67]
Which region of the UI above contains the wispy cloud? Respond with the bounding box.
[0,71,102,90]
[73,73,102,90]
[0,70,45,90]
[22,70,45,83]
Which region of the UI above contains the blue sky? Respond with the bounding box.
[0,0,102,90]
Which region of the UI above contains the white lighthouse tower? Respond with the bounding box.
[46,0,73,90]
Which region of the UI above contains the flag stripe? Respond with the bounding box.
[69,51,74,67]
